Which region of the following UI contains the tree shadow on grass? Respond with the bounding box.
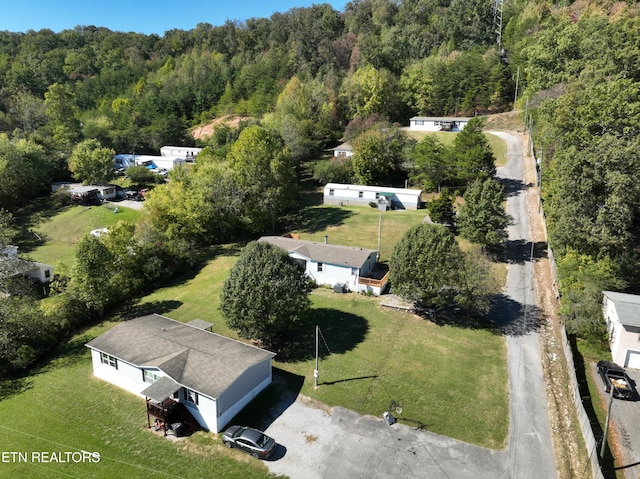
[111,300,184,322]
[276,308,369,362]
[285,205,353,235]
[0,377,32,402]
[414,304,501,334]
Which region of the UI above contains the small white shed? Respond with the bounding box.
[330,142,353,158]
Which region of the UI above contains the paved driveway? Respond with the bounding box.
[593,366,640,479]
[264,132,558,479]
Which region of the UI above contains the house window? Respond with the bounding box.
[100,352,118,369]
[44,269,51,278]
[352,268,358,276]
[415,120,424,126]
[317,262,323,272]
[185,389,199,405]
[358,191,364,198]
[143,370,160,383]
[329,189,334,196]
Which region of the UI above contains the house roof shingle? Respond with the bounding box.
[258,236,377,269]
[604,291,640,328]
[85,314,275,399]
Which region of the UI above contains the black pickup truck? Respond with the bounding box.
[597,360,636,399]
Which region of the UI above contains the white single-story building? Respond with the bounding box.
[85,314,276,433]
[2,246,54,284]
[259,235,389,295]
[409,116,470,132]
[603,291,640,369]
[330,142,353,158]
[160,146,202,161]
[135,155,185,171]
[323,183,422,210]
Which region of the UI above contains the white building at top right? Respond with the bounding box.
[409,116,471,132]
[603,290,640,369]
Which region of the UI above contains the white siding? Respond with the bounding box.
[603,296,640,368]
[409,117,469,132]
[324,183,421,210]
[216,374,273,433]
[89,348,273,433]
[90,349,149,396]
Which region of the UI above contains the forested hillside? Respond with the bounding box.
[0,0,639,372]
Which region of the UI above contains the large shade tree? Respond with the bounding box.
[68,139,115,185]
[228,126,298,232]
[390,223,493,314]
[457,177,511,248]
[220,241,310,349]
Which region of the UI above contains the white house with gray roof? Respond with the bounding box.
[259,236,389,295]
[86,314,275,433]
[603,291,640,369]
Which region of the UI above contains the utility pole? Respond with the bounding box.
[600,382,615,459]
[314,325,319,388]
[377,215,382,261]
[513,66,520,111]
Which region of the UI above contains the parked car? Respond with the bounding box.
[222,426,276,459]
[124,190,144,201]
[596,360,636,399]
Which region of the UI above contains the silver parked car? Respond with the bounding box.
[222,425,276,459]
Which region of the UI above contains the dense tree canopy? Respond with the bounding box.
[68,139,115,185]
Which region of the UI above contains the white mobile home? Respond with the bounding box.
[160,146,202,161]
[409,116,470,132]
[323,183,422,210]
[86,314,276,434]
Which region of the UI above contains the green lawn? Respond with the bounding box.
[288,205,427,262]
[18,201,141,267]
[0,325,279,479]
[1,140,511,476]
[131,207,509,449]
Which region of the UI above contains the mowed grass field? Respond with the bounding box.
[1,133,510,476]
[135,204,509,449]
[19,200,141,267]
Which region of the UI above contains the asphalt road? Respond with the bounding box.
[492,131,558,479]
[263,132,558,479]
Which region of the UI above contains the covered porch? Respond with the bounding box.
[143,376,199,437]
